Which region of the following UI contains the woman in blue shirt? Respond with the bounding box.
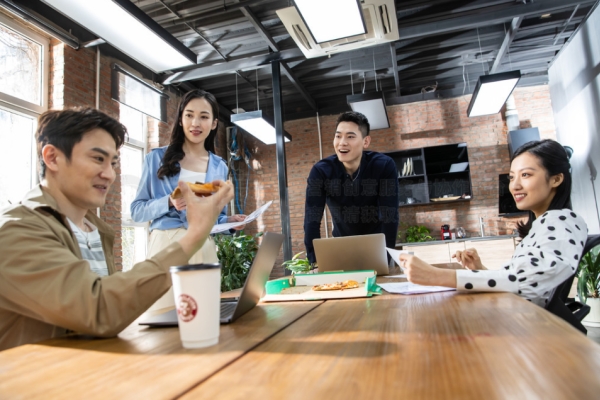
[131,90,245,309]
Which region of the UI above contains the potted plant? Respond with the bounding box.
[282,251,314,274]
[402,225,434,243]
[214,231,262,292]
[577,243,600,327]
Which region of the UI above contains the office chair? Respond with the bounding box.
[545,235,600,334]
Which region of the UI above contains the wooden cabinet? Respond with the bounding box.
[403,243,451,264]
[400,238,516,267]
[386,142,473,207]
[465,238,516,270]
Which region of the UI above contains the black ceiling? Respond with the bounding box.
[8,0,599,122]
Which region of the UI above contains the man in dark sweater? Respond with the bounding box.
[303,111,399,264]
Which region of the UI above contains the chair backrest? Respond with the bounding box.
[544,235,600,334]
[556,235,600,302]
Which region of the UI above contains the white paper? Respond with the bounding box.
[210,201,273,234]
[386,248,413,271]
[378,282,455,295]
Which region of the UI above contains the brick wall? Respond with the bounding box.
[241,85,557,277]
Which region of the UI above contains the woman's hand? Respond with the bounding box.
[178,180,234,257]
[399,253,457,288]
[453,248,485,270]
[169,196,187,211]
[227,214,247,231]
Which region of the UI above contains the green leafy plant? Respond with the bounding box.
[577,244,600,302]
[281,251,313,274]
[404,225,434,243]
[214,231,262,292]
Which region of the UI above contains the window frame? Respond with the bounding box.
[0,13,49,115]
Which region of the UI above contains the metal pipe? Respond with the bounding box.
[96,47,101,109]
[316,112,329,238]
[272,61,292,265]
[480,217,485,237]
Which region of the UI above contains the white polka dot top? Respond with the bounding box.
[456,209,588,307]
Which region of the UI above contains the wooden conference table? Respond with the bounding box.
[2,266,600,399]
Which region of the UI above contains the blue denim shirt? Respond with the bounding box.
[130,146,229,232]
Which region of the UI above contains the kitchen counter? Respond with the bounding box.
[395,234,518,247]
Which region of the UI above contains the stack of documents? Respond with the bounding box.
[378,282,455,295]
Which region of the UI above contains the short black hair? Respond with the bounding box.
[36,108,127,178]
[336,111,370,137]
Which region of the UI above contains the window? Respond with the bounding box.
[115,64,167,271]
[120,104,148,271]
[0,14,48,208]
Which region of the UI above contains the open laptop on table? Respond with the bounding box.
[139,231,284,326]
[313,233,389,275]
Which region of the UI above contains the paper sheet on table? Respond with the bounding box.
[378,282,456,295]
[210,201,273,234]
[386,248,413,270]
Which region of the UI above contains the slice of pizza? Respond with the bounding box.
[171,182,220,199]
[312,280,360,291]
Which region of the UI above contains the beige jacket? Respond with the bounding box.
[0,185,190,351]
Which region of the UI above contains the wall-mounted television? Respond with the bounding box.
[498,174,527,217]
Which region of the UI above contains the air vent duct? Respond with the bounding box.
[277,0,398,59]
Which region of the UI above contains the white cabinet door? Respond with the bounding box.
[403,243,451,264]
[464,239,515,270]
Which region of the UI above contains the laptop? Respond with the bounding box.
[313,233,389,275]
[139,231,284,326]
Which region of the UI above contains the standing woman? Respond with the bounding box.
[131,90,245,307]
[399,139,587,307]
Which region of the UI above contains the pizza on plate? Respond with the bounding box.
[312,280,360,291]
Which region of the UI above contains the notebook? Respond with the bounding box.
[313,233,389,275]
[139,231,284,326]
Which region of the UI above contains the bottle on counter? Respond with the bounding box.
[441,224,451,241]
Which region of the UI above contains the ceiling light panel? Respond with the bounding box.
[42,0,196,72]
[295,0,366,43]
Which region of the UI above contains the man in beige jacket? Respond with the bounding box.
[0,108,233,351]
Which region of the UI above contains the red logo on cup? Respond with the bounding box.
[177,294,198,322]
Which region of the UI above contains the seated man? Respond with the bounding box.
[0,108,233,351]
[303,111,399,264]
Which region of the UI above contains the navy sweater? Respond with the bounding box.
[303,151,399,264]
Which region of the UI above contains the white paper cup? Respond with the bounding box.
[170,263,221,349]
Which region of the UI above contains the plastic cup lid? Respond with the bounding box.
[170,263,221,273]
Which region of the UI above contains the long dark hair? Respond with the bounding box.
[512,139,572,238]
[157,90,220,179]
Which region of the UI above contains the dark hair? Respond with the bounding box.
[512,139,572,238]
[336,111,370,137]
[157,89,219,179]
[36,108,126,178]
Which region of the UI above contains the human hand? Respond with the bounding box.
[452,248,485,270]
[170,196,187,211]
[178,180,234,257]
[399,253,456,288]
[227,214,247,231]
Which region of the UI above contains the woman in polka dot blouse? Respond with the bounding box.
[399,139,587,307]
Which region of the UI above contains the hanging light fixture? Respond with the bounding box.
[41,0,196,72]
[467,70,521,117]
[230,70,291,145]
[466,28,521,117]
[347,91,390,130]
[346,52,390,130]
[231,110,291,145]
